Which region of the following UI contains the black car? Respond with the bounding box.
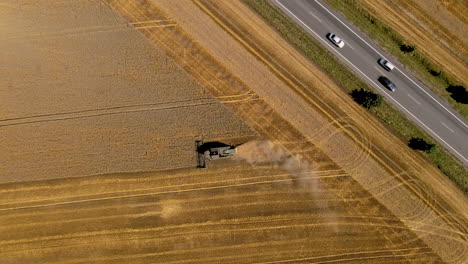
[378,76,396,92]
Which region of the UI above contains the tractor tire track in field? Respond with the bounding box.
[191,0,467,258]
[0,19,176,43]
[105,0,463,262]
[1,0,465,263]
[0,92,257,127]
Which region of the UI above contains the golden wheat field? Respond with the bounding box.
[0,0,466,263]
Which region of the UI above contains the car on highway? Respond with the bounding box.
[378,58,395,71]
[327,33,345,48]
[378,76,397,92]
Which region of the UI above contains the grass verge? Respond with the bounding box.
[243,0,467,193]
[325,0,467,118]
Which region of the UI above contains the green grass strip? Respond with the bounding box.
[325,0,467,117]
[242,0,467,193]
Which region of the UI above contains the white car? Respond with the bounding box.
[378,58,395,71]
[327,33,345,48]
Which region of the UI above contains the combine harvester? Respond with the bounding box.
[204,145,237,161]
[196,141,238,168]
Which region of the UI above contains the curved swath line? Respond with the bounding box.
[110,0,464,254]
[146,14,442,256]
[4,202,464,243]
[0,94,257,128]
[3,226,431,264]
[1,21,176,43]
[1,24,129,41]
[129,19,175,25]
[0,187,326,221]
[0,215,320,247]
[0,210,455,250]
[0,91,254,124]
[118,0,338,180]
[174,16,368,179]
[133,23,177,29]
[0,98,214,123]
[0,171,348,211]
[0,165,341,196]
[2,178,464,243]
[0,101,216,127]
[345,170,434,204]
[133,14,252,102]
[193,0,397,199]
[2,195,464,240]
[1,215,451,251]
[194,0,373,159]
[216,89,254,98]
[0,166,347,206]
[352,171,466,237]
[224,93,260,104]
[1,237,308,257]
[0,164,282,194]
[187,0,467,236]
[0,178,324,211]
[0,167,341,200]
[1,209,451,251]
[309,117,370,169]
[0,198,324,230]
[0,98,210,122]
[251,252,430,264]
[147,18,398,241]
[2,233,426,263]
[337,215,467,238]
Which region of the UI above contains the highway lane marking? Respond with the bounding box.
[273,0,468,164]
[441,122,455,133]
[374,66,385,75]
[347,43,354,50]
[407,94,421,105]
[307,11,322,23]
[313,0,467,129]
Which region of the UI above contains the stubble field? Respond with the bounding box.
[0,0,466,263]
[0,157,444,263]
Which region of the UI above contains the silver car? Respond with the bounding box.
[327,33,345,48]
[378,58,395,71]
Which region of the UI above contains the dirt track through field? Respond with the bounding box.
[1,0,467,263]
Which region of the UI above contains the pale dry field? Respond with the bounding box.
[1,0,467,263]
[355,0,468,87]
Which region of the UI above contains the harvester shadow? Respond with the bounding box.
[196,141,231,154]
[196,141,239,169]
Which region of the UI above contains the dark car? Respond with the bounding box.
[378,76,396,92]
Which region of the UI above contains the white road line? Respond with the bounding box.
[313,0,467,128]
[273,0,468,164]
[308,11,322,23]
[374,66,385,75]
[441,122,455,133]
[347,43,354,50]
[407,94,421,105]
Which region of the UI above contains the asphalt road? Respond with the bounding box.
[273,0,468,166]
